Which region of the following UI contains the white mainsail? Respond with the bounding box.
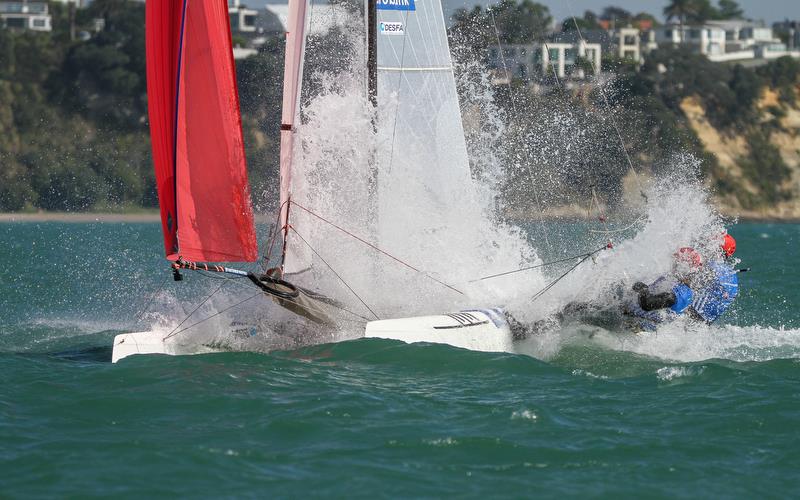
[375,0,485,285]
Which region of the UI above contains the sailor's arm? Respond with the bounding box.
[633,282,677,311]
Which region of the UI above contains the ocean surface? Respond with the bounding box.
[1,221,798,498]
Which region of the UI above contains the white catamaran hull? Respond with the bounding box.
[364,309,513,353]
[111,331,223,363]
[112,309,513,362]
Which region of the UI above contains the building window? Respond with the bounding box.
[665,29,672,38]
[564,48,577,65]
[32,18,46,28]
[548,47,559,62]
[623,35,636,45]
[689,29,701,39]
[244,14,256,27]
[5,17,26,28]
[623,50,636,59]
[1,3,24,13]
[28,3,46,14]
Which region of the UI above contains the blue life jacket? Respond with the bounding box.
[670,282,694,313]
[690,262,738,323]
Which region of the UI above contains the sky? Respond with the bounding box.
[441,0,800,25]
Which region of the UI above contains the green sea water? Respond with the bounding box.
[1,221,799,498]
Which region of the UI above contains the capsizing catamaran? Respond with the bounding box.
[112,0,514,362]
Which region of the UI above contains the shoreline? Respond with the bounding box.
[0,212,161,223]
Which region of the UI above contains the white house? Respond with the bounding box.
[655,23,727,56]
[229,0,258,34]
[615,27,642,61]
[487,40,602,81]
[0,0,51,32]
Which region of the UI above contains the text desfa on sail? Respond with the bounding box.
[380,22,404,35]
[376,0,415,11]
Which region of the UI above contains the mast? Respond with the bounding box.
[367,0,377,107]
[278,0,310,274]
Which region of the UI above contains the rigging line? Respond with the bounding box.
[587,215,647,234]
[488,7,554,256]
[541,40,563,89]
[162,277,230,341]
[469,245,607,282]
[290,200,465,296]
[132,271,171,324]
[589,185,611,240]
[530,249,599,304]
[289,226,381,321]
[564,0,646,200]
[387,9,411,174]
[163,292,262,340]
[265,199,289,265]
[200,267,372,324]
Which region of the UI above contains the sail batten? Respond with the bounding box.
[377,66,452,71]
[146,0,257,263]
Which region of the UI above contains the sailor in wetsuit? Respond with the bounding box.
[629,234,740,330]
[627,247,702,331]
[690,233,738,323]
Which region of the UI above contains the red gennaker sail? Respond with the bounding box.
[146,0,258,263]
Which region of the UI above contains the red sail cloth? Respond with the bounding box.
[146,0,258,263]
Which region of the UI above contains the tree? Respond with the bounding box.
[633,12,659,27]
[664,0,693,42]
[487,0,552,44]
[561,11,600,32]
[716,0,744,19]
[685,0,718,23]
[449,0,551,58]
[600,6,632,26]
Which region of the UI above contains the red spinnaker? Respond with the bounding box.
[146,0,258,263]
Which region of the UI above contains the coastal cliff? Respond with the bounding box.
[681,89,800,220]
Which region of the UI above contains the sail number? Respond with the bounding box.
[376,0,416,11]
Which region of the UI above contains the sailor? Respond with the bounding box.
[626,247,702,330]
[689,233,738,323]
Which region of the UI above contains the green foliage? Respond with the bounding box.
[600,6,632,24]
[729,64,761,116]
[757,56,800,87]
[627,46,742,127]
[54,0,147,129]
[717,0,744,19]
[738,130,793,206]
[664,0,745,25]
[450,0,551,53]
[664,0,694,25]
[561,14,598,33]
[594,45,799,208]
